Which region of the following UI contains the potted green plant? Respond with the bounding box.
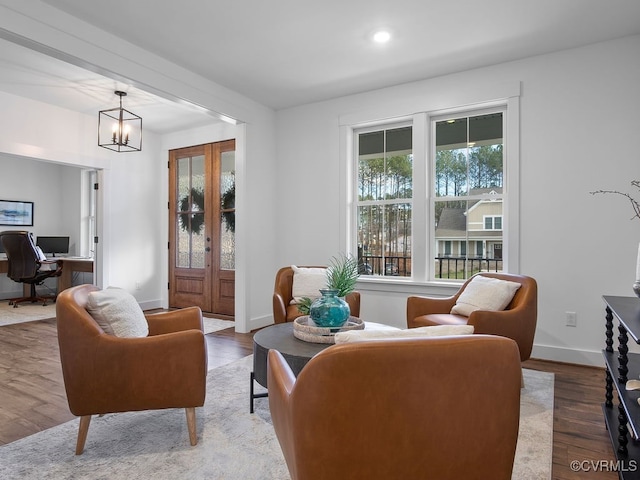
[297,254,360,317]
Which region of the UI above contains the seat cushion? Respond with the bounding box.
[335,324,474,343]
[86,287,149,338]
[413,313,469,327]
[451,275,521,316]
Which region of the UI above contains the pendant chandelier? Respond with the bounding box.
[98,90,142,152]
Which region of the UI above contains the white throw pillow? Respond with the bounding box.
[450,275,521,317]
[87,287,149,338]
[334,324,474,344]
[290,265,328,304]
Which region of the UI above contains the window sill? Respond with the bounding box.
[355,277,462,297]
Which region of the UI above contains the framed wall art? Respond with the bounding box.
[0,199,34,226]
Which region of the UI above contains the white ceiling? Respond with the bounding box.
[3,0,640,133]
[0,39,219,134]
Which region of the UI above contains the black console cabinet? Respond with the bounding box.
[603,295,640,479]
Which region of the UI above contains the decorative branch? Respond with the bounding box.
[590,180,640,222]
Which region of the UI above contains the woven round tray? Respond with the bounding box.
[293,316,364,344]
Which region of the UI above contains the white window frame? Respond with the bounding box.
[339,82,520,292]
[80,169,97,258]
[353,121,414,278]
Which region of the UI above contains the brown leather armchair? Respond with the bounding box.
[272,265,360,323]
[56,284,208,454]
[268,335,522,480]
[406,272,537,362]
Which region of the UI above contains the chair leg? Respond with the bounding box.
[76,415,92,455]
[8,283,55,307]
[185,407,197,446]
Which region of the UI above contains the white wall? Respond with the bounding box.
[100,132,166,308]
[0,155,84,297]
[0,155,81,245]
[274,35,640,366]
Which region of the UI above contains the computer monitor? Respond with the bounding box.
[36,236,70,257]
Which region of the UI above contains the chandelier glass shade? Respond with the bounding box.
[98,91,142,152]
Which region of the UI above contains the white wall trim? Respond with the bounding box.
[248,314,275,332]
[504,96,521,273]
[339,81,522,285]
[532,344,604,368]
[338,80,521,127]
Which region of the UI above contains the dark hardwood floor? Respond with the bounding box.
[0,318,620,479]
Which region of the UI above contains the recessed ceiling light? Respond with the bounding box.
[373,30,391,44]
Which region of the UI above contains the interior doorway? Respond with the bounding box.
[168,140,236,317]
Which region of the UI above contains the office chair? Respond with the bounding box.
[0,230,63,307]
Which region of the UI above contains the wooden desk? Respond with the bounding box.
[58,258,94,292]
[0,257,94,293]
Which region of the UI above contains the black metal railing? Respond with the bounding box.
[358,255,410,276]
[358,255,503,279]
[435,256,503,279]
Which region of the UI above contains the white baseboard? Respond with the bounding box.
[139,299,162,311]
[247,314,274,333]
[136,300,273,334]
[531,344,604,368]
[0,289,23,301]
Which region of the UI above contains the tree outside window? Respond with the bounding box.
[356,126,412,276]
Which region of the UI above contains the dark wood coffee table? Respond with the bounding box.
[250,322,332,413]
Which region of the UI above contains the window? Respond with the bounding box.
[484,215,503,230]
[347,96,517,284]
[433,111,504,279]
[355,125,412,277]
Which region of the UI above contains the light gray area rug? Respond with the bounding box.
[0,301,233,334]
[517,367,554,479]
[0,301,56,326]
[0,357,553,480]
[203,317,235,334]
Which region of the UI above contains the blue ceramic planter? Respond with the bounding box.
[309,289,350,328]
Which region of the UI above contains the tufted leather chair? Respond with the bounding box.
[406,272,537,362]
[56,284,208,454]
[268,335,522,480]
[272,266,360,324]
